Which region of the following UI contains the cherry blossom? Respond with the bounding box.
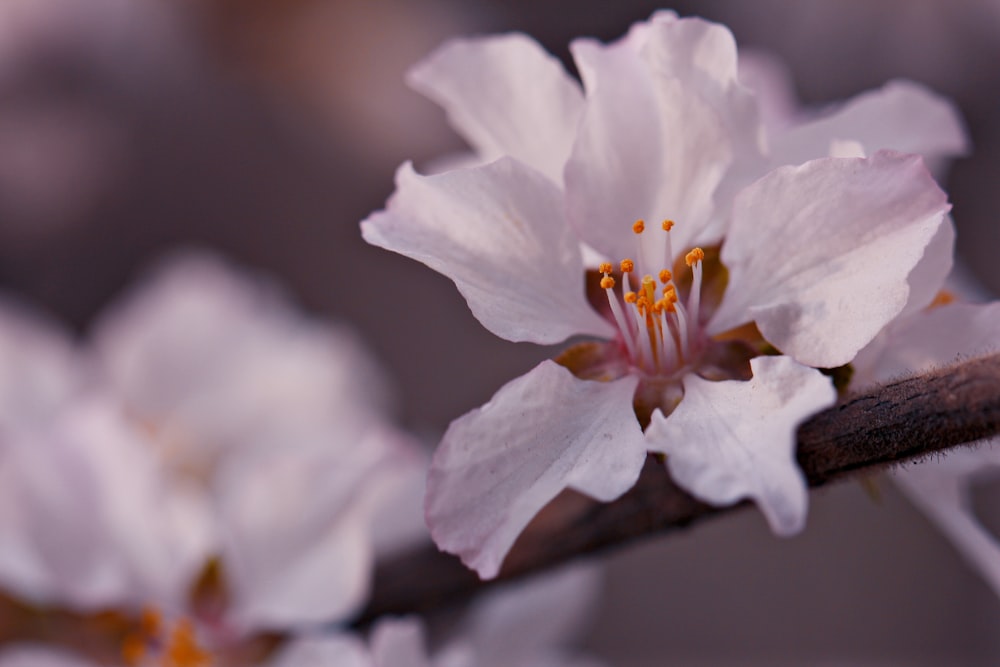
[0,253,424,661]
[362,13,955,578]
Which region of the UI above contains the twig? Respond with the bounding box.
[358,353,1000,624]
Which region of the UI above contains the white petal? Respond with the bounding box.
[462,563,602,658]
[0,400,213,611]
[267,634,373,667]
[565,16,761,261]
[899,214,955,318]
[0,646,98,667]
[647,356,836,535]
[770,80,968,169]
[426,361,645,579]
[854,302,1000,386]
[371,618,431,667]
[93,252,390,462]
[218,428,401,629]
[892,442,1000,600]
[362,159,612,344]
[407,34,583,185]
[710,151,951,368]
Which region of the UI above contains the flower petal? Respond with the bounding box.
[770,80,968,170]
[362,159,613,344]
[899,214,955,318]
[565,16,761,261]
[853,301,1000,387]
[371,618,431,667]
[709,151,951,368]
[407,34,583,185]
[646,356,836,535]
[426,360,645,579]
[268,634,373,667]
[892,442,1000,600]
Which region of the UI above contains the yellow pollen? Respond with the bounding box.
[619,258,634,273]
[624,291,637,304]
[663,286,677,300]
[685,247,705,267]
[658,269,672,283]
[632,219,645,234]
[661,219,675,231]
[598,262,612,275]
[600,276,616,289]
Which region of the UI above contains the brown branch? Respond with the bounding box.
[357,353,1000,624]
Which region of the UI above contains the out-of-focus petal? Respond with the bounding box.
[0,300,83,431]
[853,302,1000,387]
[565,16,761,260]
[426,361,645,579]
[267,633,373,667]
[710,151,950,368]
[892,443,1000,599]
[460,563,602,663]
[371,617,431,667]
[92,252,389,463]
[0,400,213,611]
[362,159,612,344]
[0,645,96,667]
[407,34,583,184]
[646,356,836,535]
[770,80,968,169]
[217,427,405,630]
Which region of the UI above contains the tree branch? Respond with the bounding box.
[358,354,1000,624]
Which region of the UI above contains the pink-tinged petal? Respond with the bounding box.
[565,16,761,260]
[899,214,955,318]
[426,361,645,579]
[770,80,968,169]
[268,634,373,667]
[0,400,213,611]
[371,618,431,667]
[892,442,1000,599]
[710,151,951,368]
[362,159,612,344]
[738,50,798,132]
[407,34,583,185]
[854,302,1000,387]
[0,646,98,667]
[647,356,836,535]
[460,564,602,662]
[218,427,403,629]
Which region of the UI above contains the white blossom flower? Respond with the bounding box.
[362,13,955,578]
[0,252,424,658]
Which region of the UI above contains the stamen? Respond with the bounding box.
[686,248,705,333]
[619,258,634,273]
[658,269,672,284]
[624,291,637,304]
[661,219,675,231]
[598,262,612,275]
[632,219,646,234]
[685,247,705,267]
[600,276,615,290]
[165,618,211,667]
[601,264,637,360]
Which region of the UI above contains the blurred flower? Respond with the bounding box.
[0,252,424,660]
[363,12,956,578]
[270,564,606,667]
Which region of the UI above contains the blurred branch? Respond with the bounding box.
[358,353,1000,624]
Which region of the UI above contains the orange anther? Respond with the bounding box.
[624,291,638,304]
[632,220,645,234]
[661,219,675,231]
[619,258,635,273]
[600,276,616,289]
[598,262,612,274]
[685,247,705,267]
[658,269,672,283]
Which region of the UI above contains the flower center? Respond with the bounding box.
[122,608,214,667]
[598,219,705,376]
